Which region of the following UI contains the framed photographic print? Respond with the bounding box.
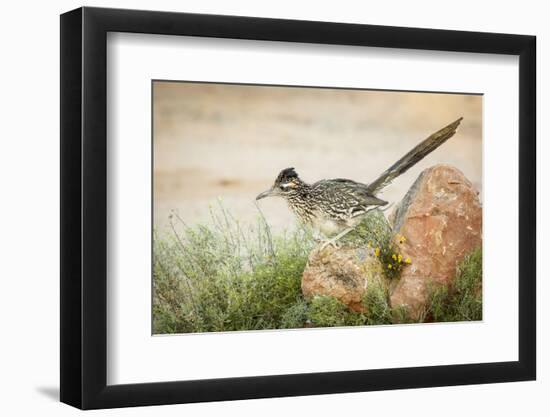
[60,6,536,410]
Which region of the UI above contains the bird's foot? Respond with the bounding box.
[319,238,341,251]
[317,227,355,252]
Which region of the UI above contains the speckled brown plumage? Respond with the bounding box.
[256,118,463,242]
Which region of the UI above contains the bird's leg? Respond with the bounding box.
[320,227,355,251]
[312,230,325,243]
[312,230,323,242]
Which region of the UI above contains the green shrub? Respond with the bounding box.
[280,299,309,329]
[344,209,408,279]
[362,277,393,325]
[153,203,314,334]
[153,203,483,333]
[425,247,483,322]
[307,296,363,327]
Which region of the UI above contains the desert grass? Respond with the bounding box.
[153,204,482,334]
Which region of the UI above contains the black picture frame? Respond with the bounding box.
[60,6,536,410]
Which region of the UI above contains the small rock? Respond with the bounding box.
[302,245,387,312]
[389,164,482,319]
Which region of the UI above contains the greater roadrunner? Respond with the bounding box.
[256,118,463,249]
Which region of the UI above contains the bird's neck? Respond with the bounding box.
[285,181,314,223]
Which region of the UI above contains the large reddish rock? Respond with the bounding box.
[389,164,482,319]
[302,246,387,312]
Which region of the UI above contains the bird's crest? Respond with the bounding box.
[276,167,299,184]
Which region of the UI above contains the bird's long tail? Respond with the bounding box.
[366,117,463,194]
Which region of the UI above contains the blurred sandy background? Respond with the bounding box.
[153,82,482,235]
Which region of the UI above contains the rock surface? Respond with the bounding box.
[389,164,482,318]
[300,164,482,320]
[302,246,387,312]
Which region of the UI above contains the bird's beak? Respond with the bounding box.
[256,188,275,201]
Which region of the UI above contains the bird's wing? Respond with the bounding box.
[366,117,463,194]
[322,178,388,206]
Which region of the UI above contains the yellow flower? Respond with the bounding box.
[392,254,397,260]
[388,264,392,269]
[398,234,406,244]
[374,248,380,257]
[398,254,403,263]
[405,257,412,264]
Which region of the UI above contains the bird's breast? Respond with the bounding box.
[310,216,346,238]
